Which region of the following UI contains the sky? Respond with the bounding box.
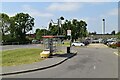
[1,1,118,34]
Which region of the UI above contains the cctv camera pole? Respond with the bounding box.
[57,19,60,35]
[102,19,105,34]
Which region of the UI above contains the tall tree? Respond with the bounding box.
[11,13,34,41]
[35,28,40,34]
[48,18,88,41]
[35,29,48,40]
[48,22,58,35]
[0,13,10,36]
[0,13,11,42]
[116,32,120,39]
[111,30,115,35]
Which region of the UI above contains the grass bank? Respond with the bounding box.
[1,48,43,66]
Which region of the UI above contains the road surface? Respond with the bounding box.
[3,45,118,78]
[1,44,43,51]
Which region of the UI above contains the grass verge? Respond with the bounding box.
[1,48,43,67]
[62,41,70,47]
[53,50,65,55]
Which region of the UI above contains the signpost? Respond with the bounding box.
[67,30,71,36]
[67,30,72,53]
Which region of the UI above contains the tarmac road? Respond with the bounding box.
[3,46,118,78]
[1,44,44,51]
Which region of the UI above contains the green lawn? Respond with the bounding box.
[1,48,43,67]
[62,41,70,46]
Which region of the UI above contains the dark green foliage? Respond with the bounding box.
[35,29,49,40]
[1,13,34,44]
[111,30,115,35]
[48,18,88,42]
[0,13,10,36]
[116,32,120,39]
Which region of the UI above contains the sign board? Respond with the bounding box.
[67,30,71,36]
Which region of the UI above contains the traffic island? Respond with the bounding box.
[1,48,43,67]
[1,52,77,76]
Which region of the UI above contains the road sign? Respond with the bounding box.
[67,30,71,36]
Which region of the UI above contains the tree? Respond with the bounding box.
[116,32,120,39]
[48,18,88,41]
[35,28,40,34]
[111,30,115,35]
[8,17,16,40]
[89,31,97,35]
[10,13,34,41]
[0,13,10,36]
[48,22,58,35]
[35,29,48,40]
[0,13,10,42]
[62,19,88,41]
[60,16,64,20]
[35,29,41,40]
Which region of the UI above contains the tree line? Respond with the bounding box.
[1,13,119,44]
[0,13,34,44]
[36,17,88,42]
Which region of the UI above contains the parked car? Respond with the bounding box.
[71,42,85,46]
[91,38,98,43]
[110,41,120,47]
[107,41,115,46]
[82,40,90,46]
[32,40,41,44]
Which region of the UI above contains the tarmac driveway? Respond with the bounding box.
[1,44,44,51]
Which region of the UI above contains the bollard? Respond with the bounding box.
[67,47,70,53]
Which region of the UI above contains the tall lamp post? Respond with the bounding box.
[59,17,64,35]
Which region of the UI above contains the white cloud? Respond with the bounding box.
[47,3,82,11]
[63,0,117,2]
[108,8,118,16]
[22,5,53,17]
[6,13,15,17]
[1,0,119,2]
[100,8,118,19]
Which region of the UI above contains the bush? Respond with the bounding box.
[2,35,32,45]
[109,44,117,49]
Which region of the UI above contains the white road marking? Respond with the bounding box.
[114,52,118,56]
[93,65,96,70]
